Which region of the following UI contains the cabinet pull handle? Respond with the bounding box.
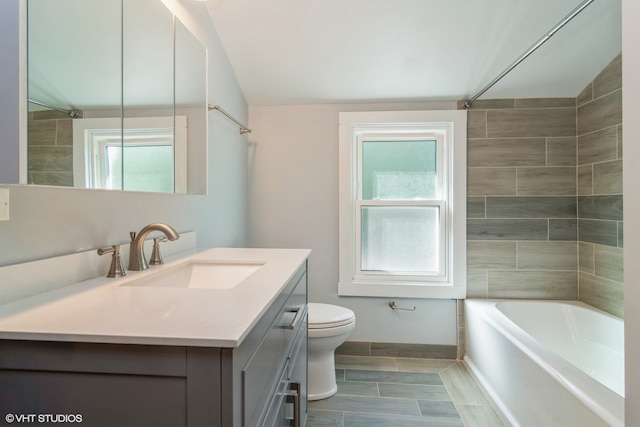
[283,307,302,330]
[286,382,301,427]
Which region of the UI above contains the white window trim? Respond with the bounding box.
[72,116,188,193]
[338,110,467,299]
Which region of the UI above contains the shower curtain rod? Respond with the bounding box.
[28,98,80,118]
[462,0,596,110]
[208,104,252,134]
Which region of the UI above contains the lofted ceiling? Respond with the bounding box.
[205,0,622,106]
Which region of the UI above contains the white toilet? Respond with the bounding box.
[307,303,356,400]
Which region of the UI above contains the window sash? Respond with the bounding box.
[354,200,447,283]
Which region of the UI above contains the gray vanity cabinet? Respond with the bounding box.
[0,263,308,427]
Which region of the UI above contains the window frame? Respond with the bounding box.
[338,110,467,299]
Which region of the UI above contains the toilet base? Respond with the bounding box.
[308,349,338,400]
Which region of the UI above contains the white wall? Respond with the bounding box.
[0,0,248,268]
[248,101,458,345]
[623,0,640,421]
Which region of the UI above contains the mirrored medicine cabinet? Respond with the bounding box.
[22,0,207,194]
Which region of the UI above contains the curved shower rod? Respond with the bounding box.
[462,0,596,110]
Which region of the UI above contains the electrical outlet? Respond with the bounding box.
[0,187,9,221]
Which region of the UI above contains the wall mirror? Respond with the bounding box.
[24,0,207,194]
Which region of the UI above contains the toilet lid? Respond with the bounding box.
[308,303,355,329]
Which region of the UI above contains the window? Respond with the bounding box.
[72,116,187,193]
[338,110,466,299]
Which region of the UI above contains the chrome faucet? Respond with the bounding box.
[128,223,180,271]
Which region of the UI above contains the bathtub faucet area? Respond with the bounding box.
[128,223,180,271]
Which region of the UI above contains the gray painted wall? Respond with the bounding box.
[0,0,20,184]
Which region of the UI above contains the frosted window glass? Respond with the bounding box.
[106,145,174,193]
[361,206,440,273]
[362,140,437,200]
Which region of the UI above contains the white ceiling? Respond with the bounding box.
[205,0,621,106]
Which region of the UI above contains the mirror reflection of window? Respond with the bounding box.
[72,117,187,193]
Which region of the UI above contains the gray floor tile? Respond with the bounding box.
[335,380,379,397]
[308,357,505,427]
[346,369,443,385]
[344,412,465,427]
[418,399,462,419]
[306,410,344,427]
[378,383,451,401]
[308,394,421,416]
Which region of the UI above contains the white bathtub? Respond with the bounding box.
[464,300,624,427]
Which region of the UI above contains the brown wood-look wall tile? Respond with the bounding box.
[487,108,576,138]
[517,167,576,196]
[488,270,577,299]
[467,219,548,240]
[467,138,545,167]
[578,219,619,247]
[593,54,622,99]
[578,195,623,220]
[578,242,595,274]
[577,127,618,165]
[546,137,576,166]
[467,197,486,218]
[467,168,516,196]
[595,245,624,283]
[577,90,622,135]
[593,160,622,195]
[578,165,593,196]
[486,196,576,218]
[517,242,577,270]
[578,272,623,318]
[549,219,578,241]
[467,241,516,269]
[467,110,487,139]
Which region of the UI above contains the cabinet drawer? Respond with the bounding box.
[243,272,307,427]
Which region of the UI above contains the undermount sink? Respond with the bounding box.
[124,260,265,290]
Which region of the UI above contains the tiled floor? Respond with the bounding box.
[306,355,507,427]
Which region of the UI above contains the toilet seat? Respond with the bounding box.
[308,303,355,329]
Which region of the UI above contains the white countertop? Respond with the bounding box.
[0,248,310,348]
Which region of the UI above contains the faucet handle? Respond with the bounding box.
[149,238,167,265]
[97,245,127,278]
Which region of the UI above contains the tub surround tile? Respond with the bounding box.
[467,197,486,218]
[577,165,593,195]
[578,242,595,274]
[577,127,618,165]
[467,219,548,241]
[487,108,576,138]
[28,120,57,145]
[578,272,624,318]
[546,137,577,166]
[593,53,622,98]
[30,172,73,187]
[460,99,515,110]
[485,196,576,218]
[516,167,576,196]
[617,222,624,248]
[467,168,516,196]
[467,241,516,270]
[466,270,488,298]
[467,110,487,139]
[548,219,578,241]
[578,195,623,220]
[617,124,623,158]
[516,242,577,270]
[488,271,577,299]
[515,98,576,109]
[467,138,546,167]
[27,146,73,172]
[578,219,619,247]
[577,82,593,106]
[593,159,622,195]
[577,90,622,135]
[594,245,624,283]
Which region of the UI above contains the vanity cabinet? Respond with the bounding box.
[0,262,308,427]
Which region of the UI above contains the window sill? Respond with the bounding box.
[338,280,466,299]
